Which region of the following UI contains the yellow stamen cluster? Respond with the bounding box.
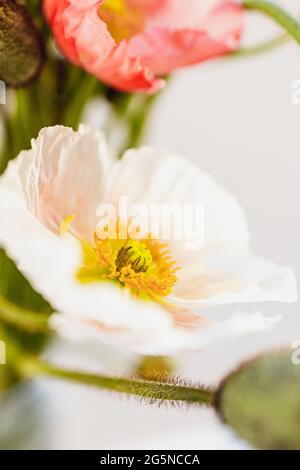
[77,221,179,301]
[116,240,152,273]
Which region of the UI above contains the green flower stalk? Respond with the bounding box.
[242,1,300,45]
[28,359,216,407]
[16,350,300,450]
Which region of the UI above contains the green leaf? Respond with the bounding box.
[0,0,45,87]
[218,351,300,450]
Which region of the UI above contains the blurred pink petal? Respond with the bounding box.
[43,0,244,92]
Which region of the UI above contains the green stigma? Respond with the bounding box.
[116,240,153,273]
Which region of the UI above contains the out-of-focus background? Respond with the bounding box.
[25,0,300,449]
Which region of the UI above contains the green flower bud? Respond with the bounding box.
[0,0,45,87]
[217,351,300,450]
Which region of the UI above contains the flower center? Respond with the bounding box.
[98,0,145,43]
[115,240,152,273]
[76,220,179,301]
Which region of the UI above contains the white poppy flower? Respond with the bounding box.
[0,125,296,355]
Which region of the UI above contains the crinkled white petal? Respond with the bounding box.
[8,124,112,240]
[50,310,281,356]
[183,311,282,352]
[169,246,297,306]
[104,146,250,248]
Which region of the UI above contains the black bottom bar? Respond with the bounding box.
[0,450,299,465]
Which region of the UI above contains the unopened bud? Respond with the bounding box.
[216,351,300,450]
[0,0,45,87]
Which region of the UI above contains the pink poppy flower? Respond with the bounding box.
[43,0,244,93]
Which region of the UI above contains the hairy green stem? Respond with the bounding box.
[242,1,300,44]
[0,301,214,406]
[23,358,216,406]
[0,295,210,407]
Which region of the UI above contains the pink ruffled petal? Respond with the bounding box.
[128,3,244,75]
[145,0,222,29]
[43,0,81,65]
[87,41,165,93]
[44,0,164,92]
[43,0,243,92]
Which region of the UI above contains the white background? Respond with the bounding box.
[27,0,300,450]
